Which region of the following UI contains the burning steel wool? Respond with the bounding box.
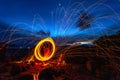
[23,37,66,80]
[30,38,56,80]
[9,38,58,80]
[34,38,56,61]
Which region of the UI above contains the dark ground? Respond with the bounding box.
[0,45,120,80]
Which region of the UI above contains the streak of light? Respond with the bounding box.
[34,38,55,61]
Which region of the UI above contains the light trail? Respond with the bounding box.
[34,37,56,61]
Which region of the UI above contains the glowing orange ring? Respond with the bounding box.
[34,38,55,61]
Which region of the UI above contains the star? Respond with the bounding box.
[58,3,62,7]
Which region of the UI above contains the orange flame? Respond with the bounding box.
[34,38,55,61]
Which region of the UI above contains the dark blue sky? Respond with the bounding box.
[0,0,120,39]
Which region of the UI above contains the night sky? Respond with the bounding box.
[0,0,120,45]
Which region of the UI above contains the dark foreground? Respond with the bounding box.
[0,45,120,80]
